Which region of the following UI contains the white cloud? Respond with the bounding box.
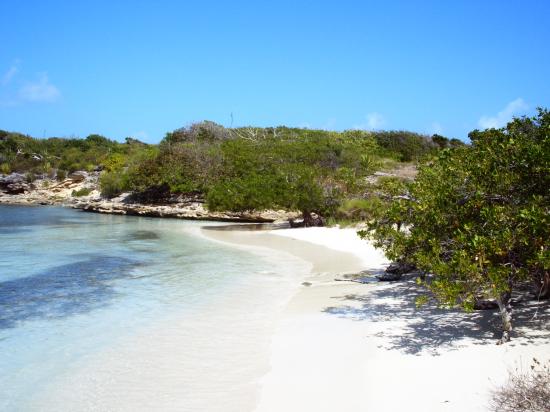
[478,98,529,129]
[131,131,149,141]
[366,112,385,129]
[1,63,19,85]
[322,118,337,130]
[430,122,443,135]
[18,73,60,103]
[354,112,386,130]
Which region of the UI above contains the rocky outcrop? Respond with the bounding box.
[0,171,100,206]
[75,193,299,222]
[0,171,299,223]
[289,212,324,227]
[366,165,418,185]
[0,173,31,194]
[67,171,88,182]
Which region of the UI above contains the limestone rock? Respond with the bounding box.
[67,171,88,182]
[0,173,31,194]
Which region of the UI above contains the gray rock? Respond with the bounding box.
[0,173,30,194]
[68,171,88,182]
[385,262,416,274]
[0,173,25,184]
[375,272,403,281]
[376,262,416,281]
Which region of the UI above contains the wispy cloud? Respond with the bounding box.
[478,98,528,129]
[131,131,149,142]
[1,62,61,106]
[18,73,61,103]
[354,112,386,130]
[322,118,337,130]
[1,61,19,85]
[430,122,443,135]
[366,112,385,129]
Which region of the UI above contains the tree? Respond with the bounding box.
[203,130,382,225]
[361,109,550,343]
[431,134,450,148]
[205,137,333,225]
[373,130,436,161]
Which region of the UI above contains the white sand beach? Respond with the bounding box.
[206,226,550,412]
[24,224,549,412]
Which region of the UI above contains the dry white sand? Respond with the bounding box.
[229,226,550,412]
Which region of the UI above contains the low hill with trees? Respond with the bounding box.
[1,124,449,225]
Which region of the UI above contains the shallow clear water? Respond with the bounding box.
[0,205,306,411]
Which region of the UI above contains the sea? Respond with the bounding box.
[0,205,308,411]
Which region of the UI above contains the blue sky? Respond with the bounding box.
[1,0,549,142]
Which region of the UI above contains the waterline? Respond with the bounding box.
[0,206,309,411]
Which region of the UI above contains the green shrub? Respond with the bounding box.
[0,163,10,174]
[360,154,381,173]
[373,131,436,161]
[99,170,128,198]
[25,172,36,183]
[362,109,550,342]
[71,187,92,197]
[336,197,384,221]
[102,153,127,172]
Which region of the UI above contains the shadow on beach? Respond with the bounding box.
[323,276,550,356]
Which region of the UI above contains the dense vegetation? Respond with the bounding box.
[360,109,550,342]
[114,125,447,224]
[1,124,446,224]
[0,130,146,180]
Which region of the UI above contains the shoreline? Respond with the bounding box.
[0,174,300,223]
[2,204,548,411]
[204,225,550,412]
[12,215,315,412]
[201,226,371,275]
[0,193,299,224]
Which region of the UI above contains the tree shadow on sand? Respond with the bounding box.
[323,275,550,356]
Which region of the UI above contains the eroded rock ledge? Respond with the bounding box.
[76,194,297,222]
[0,172,299,223]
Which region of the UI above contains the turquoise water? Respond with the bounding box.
[0,205,305,411]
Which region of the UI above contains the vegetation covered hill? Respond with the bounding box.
[0,131,146,180]
[0,124,452,225]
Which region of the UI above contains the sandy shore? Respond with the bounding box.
[22,224,549,411]
[206,226,550,412]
